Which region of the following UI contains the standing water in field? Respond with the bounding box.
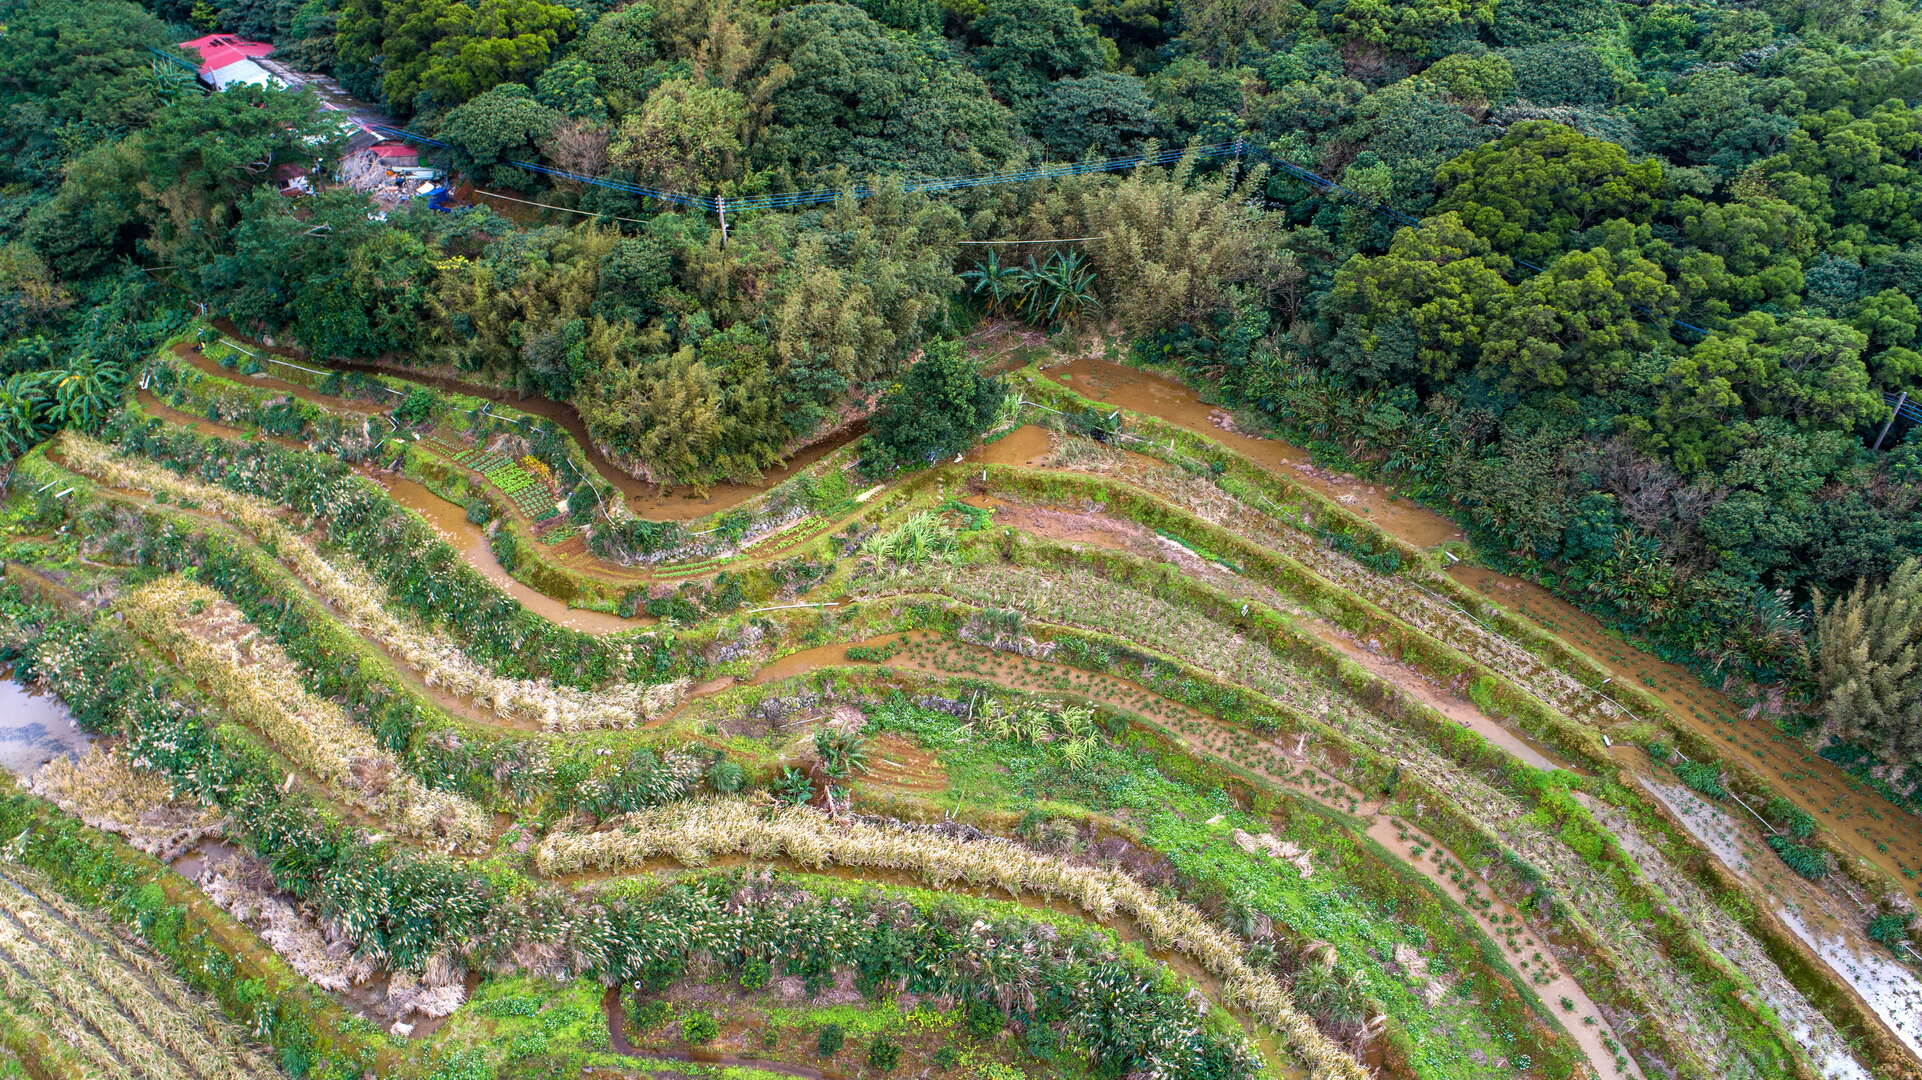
[0,676,90,778]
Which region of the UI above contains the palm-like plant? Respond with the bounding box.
[1018,251,1102,328]
[0,374,47,456]
[959,249,1030,315]
[46,357,126,432]
[814,729,869,779]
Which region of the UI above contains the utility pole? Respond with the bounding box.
[1873,391,1907,451]
[716,196,729,250]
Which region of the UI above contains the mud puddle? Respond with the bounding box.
[1047,358,1464,548]
[0,677,92,778]
[964,423,1054,466]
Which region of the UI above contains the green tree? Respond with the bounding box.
[1327,0,1494,57]
[1483,245,1677,394]
[1487,0,1622,46]
[749,3,1015,182]
[1652,311,1880,470]
[27,85,342,274]
[1146,57,1250,145]
[0,0,177,162]
[1326,213,1516,388]
[969,0,1106,112]
[1815,558,1922,761]
[862,340,1006,473]
[610,79,746,193]
[1421,53,1515,107]
[533,57,605,119]
[1435,121,1666,263]
[339,0,575,111]
[1501,42,1621,106]
[1854,288,1920,351]
[564,3,664,115]
[1175,0,1307,65]
[1038,74,1155,159]
[434,84,562,185]
[1634,68,1795,175]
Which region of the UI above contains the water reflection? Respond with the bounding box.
[0,678,91,777]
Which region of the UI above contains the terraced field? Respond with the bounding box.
[1,330,1917,1080]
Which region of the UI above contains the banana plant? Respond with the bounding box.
[959,248,1030,315]
[45,357,126,432]
[1018,250,1102,328]
[0,374,47,456]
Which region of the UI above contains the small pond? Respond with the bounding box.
[0,675,91,778]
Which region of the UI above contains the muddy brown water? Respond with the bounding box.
[1450,566,1922,887]
[377,475,640,635]
[964,423,1054,467]
[0,677,92,778]
[1049,358,1465,548]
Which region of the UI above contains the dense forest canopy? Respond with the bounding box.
[2,0,1921,771]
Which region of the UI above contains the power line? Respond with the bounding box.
[956,236,1107,245]
[471,188,653,224]
[363,119,1714,339]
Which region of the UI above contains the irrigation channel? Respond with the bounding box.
[29,333,1920,1078]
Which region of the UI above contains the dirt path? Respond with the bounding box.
[1049,357,1464,548]
[377,474,639,634]
[729,631,1634,1080]
[1450,567,1922,889]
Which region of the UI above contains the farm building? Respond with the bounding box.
[175,32,441,202]
[176,33,275,90]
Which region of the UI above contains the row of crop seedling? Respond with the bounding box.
[115,576,496,853]
[89,419,655,686]
[0,586,1272,1080]
[32,480,768,827]
[37,437,685,730]
[536,798,1370,1080]
[843,562,1806,1080]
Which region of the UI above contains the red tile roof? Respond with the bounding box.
[177,33,274,75]
[369,142,420,159]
